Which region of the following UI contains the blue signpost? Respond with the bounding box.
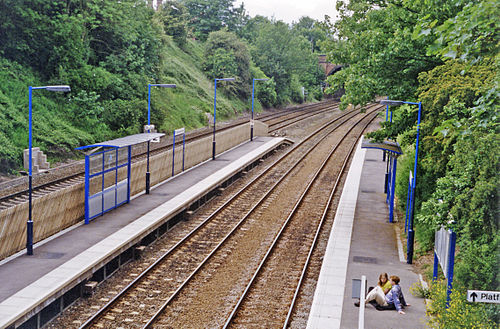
[380,99,422,264]
[27,85,71,255]
[251,78,269,141]
[212,78,235,160]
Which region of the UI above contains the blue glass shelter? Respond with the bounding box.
[76,133,164,224]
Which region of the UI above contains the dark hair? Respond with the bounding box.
[390,275,400,284]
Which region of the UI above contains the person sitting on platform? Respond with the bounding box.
[354,272,392,307]
[375,275,410,314]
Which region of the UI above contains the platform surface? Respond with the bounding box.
[0,136,287,328]
[307,143,427,328]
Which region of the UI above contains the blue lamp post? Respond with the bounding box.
[380,99,422,264]
[212,78,235,160]
[27,85,71,255]
[251,78,269,141]
[145,83,176,194]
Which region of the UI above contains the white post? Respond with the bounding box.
[359,275,366,329]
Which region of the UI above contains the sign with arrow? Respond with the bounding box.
[467,290,500,304]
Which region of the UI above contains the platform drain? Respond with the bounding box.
[37,252,65,259]
[353,256,378,264]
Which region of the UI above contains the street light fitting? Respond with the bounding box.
[33,85,71,92]
[150,84,177,88]
[254,78,269,81]
[379,99,404,106]
[216,78,235,82]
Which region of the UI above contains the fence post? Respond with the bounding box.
[446,230,456,308]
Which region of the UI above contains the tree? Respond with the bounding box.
[181,0,248,41]
[251,20,324,104]
[157,0,189,47]
[203,30,251,98]
[323,0,443,109]
[292,16,327,52]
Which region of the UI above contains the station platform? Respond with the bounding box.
[0,136,290,329]
[307,141,427,328]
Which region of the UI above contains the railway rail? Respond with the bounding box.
[74,104,382,329]
[0,100,338,211]
[224,111,378,329]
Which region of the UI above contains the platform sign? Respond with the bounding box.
[144,124,155,133]
[467,290,500,304]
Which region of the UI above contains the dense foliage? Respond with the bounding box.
[323,0,499,326]
[0,0,327,174]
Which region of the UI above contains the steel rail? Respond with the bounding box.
[143,106,382,328]
[78,103,358,329]
[222,110,380,329]
[282,111,379,328]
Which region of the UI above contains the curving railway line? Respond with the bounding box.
[0,100,338,211]
[70,104,382,329]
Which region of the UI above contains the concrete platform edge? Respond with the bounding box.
[306,139,366,329]
[0,137,288,329]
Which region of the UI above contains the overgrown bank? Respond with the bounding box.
[0,0,326,175]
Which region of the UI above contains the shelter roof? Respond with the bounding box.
[361,138,402,156]
[75,133,165,150]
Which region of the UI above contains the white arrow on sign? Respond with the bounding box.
[467,290,500,304]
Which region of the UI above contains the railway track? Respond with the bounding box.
[224,111,379,329]
[75,104,382,329]
[0,100,338,211]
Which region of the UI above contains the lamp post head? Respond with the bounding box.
[253,78,269,81]
[31,85,71,92]
[215,78,235,82]
[379,99,404,106]
[150,84,177,88]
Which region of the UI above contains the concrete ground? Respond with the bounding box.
[340,148,427,329]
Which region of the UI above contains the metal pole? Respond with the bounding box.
[389,157,397,223]
[446,230,456,308]
[147,84,151,128]
[172,132,176,177]
[358,275,366,329]
[212,79,217,160]
[251,79,255,141]
[27,86,33,255]
[407,102,422,264]
[182,133,185,171]
[84,155,90,224]
[433,252,439,281]
[404,182,411,233]
[146,141,150,194]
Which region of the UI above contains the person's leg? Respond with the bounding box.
[374,289,387,305]
[376,303,396,311]
[365,286,380,302]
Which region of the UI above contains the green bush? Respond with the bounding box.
[426,281,497,328]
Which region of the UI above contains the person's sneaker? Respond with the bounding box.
[354,301,360,307]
